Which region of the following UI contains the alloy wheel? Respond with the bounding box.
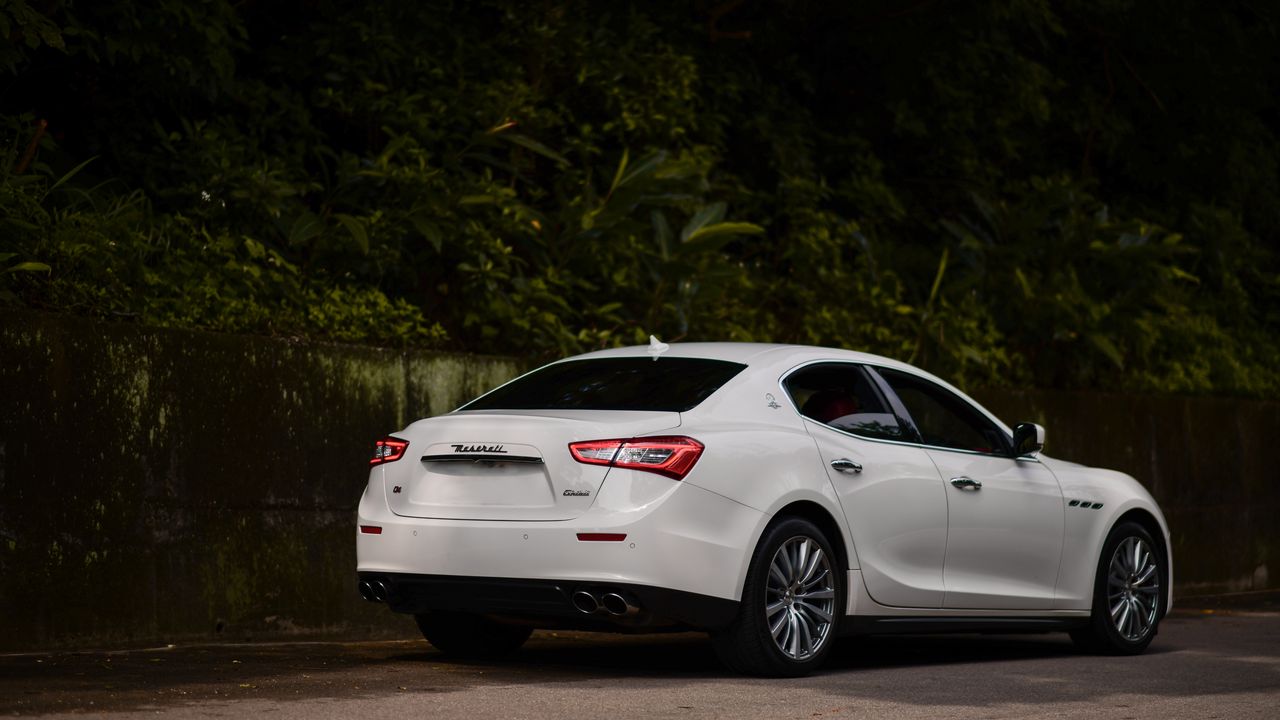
[765,536,836,661]
[1107,536,1160,641]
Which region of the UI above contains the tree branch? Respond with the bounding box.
[14,119,48,175]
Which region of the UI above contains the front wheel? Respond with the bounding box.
[1070,521,1164,655]
[713,517,843,677]
[415,611,533,660]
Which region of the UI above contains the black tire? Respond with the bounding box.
[415,611,533,660]
[712,517,844,677]
[1070,521,1164,655]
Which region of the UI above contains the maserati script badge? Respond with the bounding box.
[452,443,507,453]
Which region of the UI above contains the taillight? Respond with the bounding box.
[568,436,704,480]
[369,437,409,466]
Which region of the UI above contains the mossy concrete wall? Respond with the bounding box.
[0,313,522,651]
[1,313,1275,651]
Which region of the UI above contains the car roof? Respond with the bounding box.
[569,341,918,372]
[565,341,1012,434]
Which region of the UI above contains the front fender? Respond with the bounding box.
[1043,457,1171,611]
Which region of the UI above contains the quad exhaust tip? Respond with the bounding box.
[600,592,638,617]
[359,579,389,603]
[571,590,599,614]
[573,589,639,617]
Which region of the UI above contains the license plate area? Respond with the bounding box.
[408,459,555,508]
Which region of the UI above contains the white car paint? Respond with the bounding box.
[383,409,681,521]
[805,422,948,608]
[930,449,1064,610]
[356,341,1172,648]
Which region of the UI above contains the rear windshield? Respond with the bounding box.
[461,357,748,412]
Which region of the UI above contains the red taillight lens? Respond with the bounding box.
[369,437,409,466]
[567,439,624,467]
[568,436,704,480]
[576,533,627,542]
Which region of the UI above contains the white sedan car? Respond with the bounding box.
[356,341,1171,676]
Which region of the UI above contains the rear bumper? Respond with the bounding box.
[356,468,767,606]
[357,572,739,631]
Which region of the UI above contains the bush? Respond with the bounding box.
[2,0,1277,397]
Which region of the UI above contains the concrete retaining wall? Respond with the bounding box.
[0,313,521,650]
[1,313,1275,650]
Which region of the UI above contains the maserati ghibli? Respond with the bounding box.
[355,340,1170,676]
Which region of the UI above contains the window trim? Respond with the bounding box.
[863,365,924,443]
[777,359,1032,461]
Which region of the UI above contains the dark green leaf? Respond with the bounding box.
[499,133,570,166]
[334,214,369,254]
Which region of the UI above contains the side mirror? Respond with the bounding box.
[1012,422,1045,457]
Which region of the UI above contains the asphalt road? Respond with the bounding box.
[3,607,1278,719]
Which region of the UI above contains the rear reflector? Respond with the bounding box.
[369,437,409,466]
[360,525,383,534]
[568,436,704,480]
[576,533,627,542]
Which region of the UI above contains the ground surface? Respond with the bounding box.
[2,605,1277,719]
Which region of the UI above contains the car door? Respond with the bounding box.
[783,362,948,609]
[872,367,1065,610]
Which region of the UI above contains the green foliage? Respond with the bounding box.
[938,177,1276,394]
[1,0,1277,396]
[0,117,442,346]
[0,0,65,72]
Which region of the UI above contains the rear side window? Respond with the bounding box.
[461,357,747,412]
[783,363,906,442]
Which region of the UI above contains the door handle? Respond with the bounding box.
[831,458,863,474]
[950,476,982,490]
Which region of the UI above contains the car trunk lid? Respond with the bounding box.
[382,409,681,521]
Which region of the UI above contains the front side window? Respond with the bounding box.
[875,368,1009,455]
[783,363,906,441]
[461,357,747,412]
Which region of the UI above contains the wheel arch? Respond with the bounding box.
[767,500,851,577]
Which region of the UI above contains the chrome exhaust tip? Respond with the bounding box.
[358,580,377,602]
[370,580,389,603]
[571,590,600,614]
[600,592,638,617]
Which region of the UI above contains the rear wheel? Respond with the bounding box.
[1071,521,1164,654]
[415,611,533,660]
[713,517,843,677]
